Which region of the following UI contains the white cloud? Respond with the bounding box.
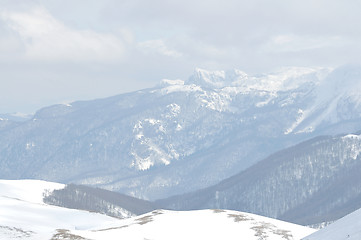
[0,31,23,56]
[264,34,349,53]
[0,6,125,62]
[2,0,361,113]
[138,39,183,58]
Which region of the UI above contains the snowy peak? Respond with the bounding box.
[262,67,328,91]
[186,68,248,89]
[158,66,330,97]
[184,67,328,92]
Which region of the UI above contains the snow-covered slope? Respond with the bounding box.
[303,207,361,240]
[0,180,121,240]
[76,209,316,240]
[0,179,315,240]
[0,179,64,204]
[286,65,361,134]
[0,180,157,221]
[1,65,361,200]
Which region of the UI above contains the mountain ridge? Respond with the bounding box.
[157,131,361,225]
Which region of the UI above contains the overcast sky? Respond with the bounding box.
[1,0,361,113]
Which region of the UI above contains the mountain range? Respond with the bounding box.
[2,65,361,203]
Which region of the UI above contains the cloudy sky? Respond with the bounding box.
[1,0,361,113]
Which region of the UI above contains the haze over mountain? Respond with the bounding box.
[1,65,361,201]
[0,113,32,122]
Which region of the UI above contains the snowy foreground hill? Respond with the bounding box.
[303,207,361,240]
[0,180,315,240]
[2,65,361,200]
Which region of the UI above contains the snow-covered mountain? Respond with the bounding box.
[158,132,361,225]
[1,65,361,200]
[0,180,315,240]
